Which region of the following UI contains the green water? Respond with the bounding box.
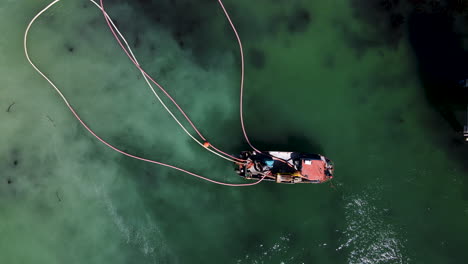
[1,0,468,263]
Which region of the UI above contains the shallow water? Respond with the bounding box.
[1,0,468,263]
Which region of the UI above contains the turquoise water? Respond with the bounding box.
[1,0,468,263]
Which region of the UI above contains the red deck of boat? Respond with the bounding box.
[301,160,326,181]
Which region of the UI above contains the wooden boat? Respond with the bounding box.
[235,151,334,184]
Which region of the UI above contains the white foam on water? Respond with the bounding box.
[338,192,410,264]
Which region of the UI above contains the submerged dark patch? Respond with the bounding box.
[131,0,276,68]
[132,0,221,66]
[408,12,468,132]
[56,191,62,202]
[6,102,15,112]
[390,13,405,29]
[346,0,406,54]
[323,54,335,68]
[379,0,399,11]
[335,21,381,57]
[9,149,21,168]
[287,8,311,33]
[178,40,185,48]
[407,10,468,174]
[133,33,141,48]
[249,48,266,69]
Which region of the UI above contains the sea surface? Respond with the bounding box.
[1,0,468,263]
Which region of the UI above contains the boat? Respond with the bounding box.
[235,151,334,184]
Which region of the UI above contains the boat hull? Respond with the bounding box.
[235,151,334,184]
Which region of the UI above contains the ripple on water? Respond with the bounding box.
[337,192,410,264]
[236,234,299,264]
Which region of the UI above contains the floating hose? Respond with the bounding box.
[24,0,265,186]
[98,0,245,163]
